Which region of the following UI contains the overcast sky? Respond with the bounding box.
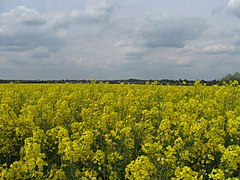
[0,0,240,80]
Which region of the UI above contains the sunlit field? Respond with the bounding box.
[1,82,240,179]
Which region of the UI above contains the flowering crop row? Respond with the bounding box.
[0,81,240,179]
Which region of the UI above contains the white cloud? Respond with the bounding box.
[228,0,240,18]
[1,6,47,26]
[202,43,236,54]
[0,2,114,54]
[122,46,144,60]
[115,41,145,60]
[71,1,113,24]
[170,56,194,67]
[179,41,240,55]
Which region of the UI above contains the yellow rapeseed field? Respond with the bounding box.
[0,81,240,179]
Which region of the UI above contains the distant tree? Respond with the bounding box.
[221,72,240,83]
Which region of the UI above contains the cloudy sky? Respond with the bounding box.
[0,0,240,80]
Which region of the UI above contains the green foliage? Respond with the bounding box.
[221,72,240,83]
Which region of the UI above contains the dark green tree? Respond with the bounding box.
[221,72,240,83]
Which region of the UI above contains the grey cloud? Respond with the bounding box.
[8,58,29,66]
[211,6,224,15]
[139,17,207,48]
[21,17,46,26]
[0,30,64,52]
[1,1,237,81]
[0,6,68,53]
[234,37,240,46]
[30,47,50,59]
[228,0,240,18]
[115,41,145,60]
[112,16,207,62]
[0,2,114,54]
[231,28,240,46]
[118,57,195,80]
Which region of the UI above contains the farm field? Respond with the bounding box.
[0,82,240,179]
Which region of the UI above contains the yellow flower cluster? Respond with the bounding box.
[0,81,240,179]
[125,155,156,179]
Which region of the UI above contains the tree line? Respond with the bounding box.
[0,72,239,85]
